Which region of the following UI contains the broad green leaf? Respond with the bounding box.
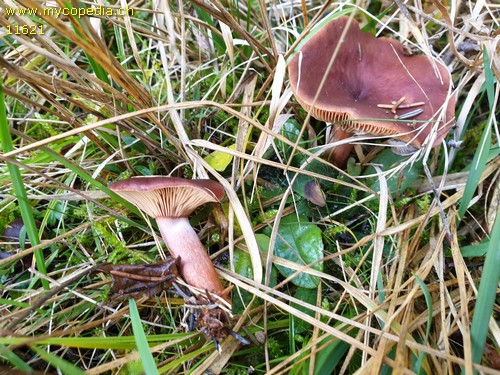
[204,144,236,171]
[268,119,331,206]
[136,165,153,176]
[290,287,317,334]
[275,120,310,166]
[233,248,255,313]
[366,148,423,195]
[255,233,270,252]
[255,234,279,288]
[279,120,302,148]
[234,248,253,279]
[264,215,324,288]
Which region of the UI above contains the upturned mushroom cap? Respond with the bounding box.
[109,176,225,218]
[288,16,455,148]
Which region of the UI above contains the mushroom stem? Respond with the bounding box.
[156,217,226,299]
[327,129,354,168]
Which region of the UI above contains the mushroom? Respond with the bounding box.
[1,219,44,269]
[288,16,455,167]
[2,219,30,250]
[109,176,227,300]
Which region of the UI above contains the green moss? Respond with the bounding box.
[416,194,432,215]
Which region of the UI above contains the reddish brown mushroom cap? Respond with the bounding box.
[109,176,225,218]
[288,16,455,148]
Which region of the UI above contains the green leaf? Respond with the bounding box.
[264,215,324,288]
[22,137,79,164]
[234,248,253,279]
[275,120,309,166]
[255,234,279,288]
[279,120,302,146]
[204,144,235,171]
[365,148,423,195]
[290,287,317,334]
[233,248,256,313]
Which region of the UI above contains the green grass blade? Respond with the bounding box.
[0,345,33,372]
[0,333,193,350]
[461,241,489,257]
[458,48,496,218]
[413,275,433,374]
[191,5,226,54]
[470,203,500,367]
[129,298,159,375]
[158,344,214,372]
[37,147,147,228]
[288,313,296,356]
[0,75,48,289]
[313,339,349,375]
[457,120,491,219]
[60,1,111,85]
[30,345,86,375]
[0,297,30,309]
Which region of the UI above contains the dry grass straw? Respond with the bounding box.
[0,0,499,373]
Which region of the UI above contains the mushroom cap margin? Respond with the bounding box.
[109,176,225,218]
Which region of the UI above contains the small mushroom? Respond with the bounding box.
[288,16,455,167]
[1,219,44,269]
[2,219,30,250]
[109,176,228,300]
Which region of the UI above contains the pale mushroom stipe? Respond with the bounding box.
[288,16,456,167]
[109,176,228,301]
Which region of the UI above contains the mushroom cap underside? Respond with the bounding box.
[109,176,225,218]
[288,16,456,147]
